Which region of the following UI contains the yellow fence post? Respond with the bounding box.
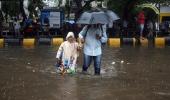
[108,38,120,47]
[140,38,148,47]
[23,38,35,48]
[0,38,4,48]
[155,37,165,48]
[52,38,64,46]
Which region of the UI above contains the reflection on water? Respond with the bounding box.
[0,46,170,100]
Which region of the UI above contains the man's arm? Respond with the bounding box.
[78,25,88,39]
[78,25,88,48]
[100,25,108,43]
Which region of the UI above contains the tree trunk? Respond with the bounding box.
[19,0,26,21]
[123,0,138,20]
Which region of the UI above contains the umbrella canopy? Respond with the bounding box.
[105,10,120,22]
[77,9,119,24]
[76,11,109,24]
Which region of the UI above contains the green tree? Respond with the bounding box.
[19,0,27,21]
[107,0,170,20]
[1,0,44,21]
[1,0,20,22]
[28,0,44,18]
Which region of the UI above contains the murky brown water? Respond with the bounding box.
[0,45,170,100]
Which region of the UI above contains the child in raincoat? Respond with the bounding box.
[56,32,80,74]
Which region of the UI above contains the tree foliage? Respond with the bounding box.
[1,1,20,17]
[28,0,44,18]
[107,0,170,19]
[1,0,170,21]
[1,0,44,20]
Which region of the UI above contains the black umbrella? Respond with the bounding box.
[77,8,119,24]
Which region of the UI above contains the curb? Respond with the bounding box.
[0,38,4,48]
[51,38,64,46]
[0,37,170,48]
[154,37,170,48]
[108,38,149,47]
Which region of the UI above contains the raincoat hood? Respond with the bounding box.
[66,32,75,40]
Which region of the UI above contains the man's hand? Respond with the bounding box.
[96,34,101,40]
[78,38,84,50]
[77,45,82,50]
[78,38,85,43]
[56,58,61,64]
[80,38,85,43]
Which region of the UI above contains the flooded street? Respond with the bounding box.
[0,45,170,100]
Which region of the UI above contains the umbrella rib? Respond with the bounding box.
[90,16,94,24]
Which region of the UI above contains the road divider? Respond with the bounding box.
[140,38,148,47]
[38,38,51,45]
[155,37,165,48]
[52,38,63,46]
[122,38,136,47]
[154,37,170,48]
[5,38,21,45]
[23,38,35,47]
[0,38,4,48]
[108,38,120,47]
[0,37,169,48]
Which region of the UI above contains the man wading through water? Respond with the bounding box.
[78,24,108,75]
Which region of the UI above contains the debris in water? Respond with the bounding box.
[101,69,106,74]
[121,60,124,63]
[32,70,35,72]
[111,62,115,64]
[154,92,170,96]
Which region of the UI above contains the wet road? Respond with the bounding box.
[0,45,170,100]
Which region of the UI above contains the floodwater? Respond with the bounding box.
[0,45,170,100]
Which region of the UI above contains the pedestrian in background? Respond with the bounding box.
[146,20,154,38]
[14,18,21,37]
[137,10,145,39]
